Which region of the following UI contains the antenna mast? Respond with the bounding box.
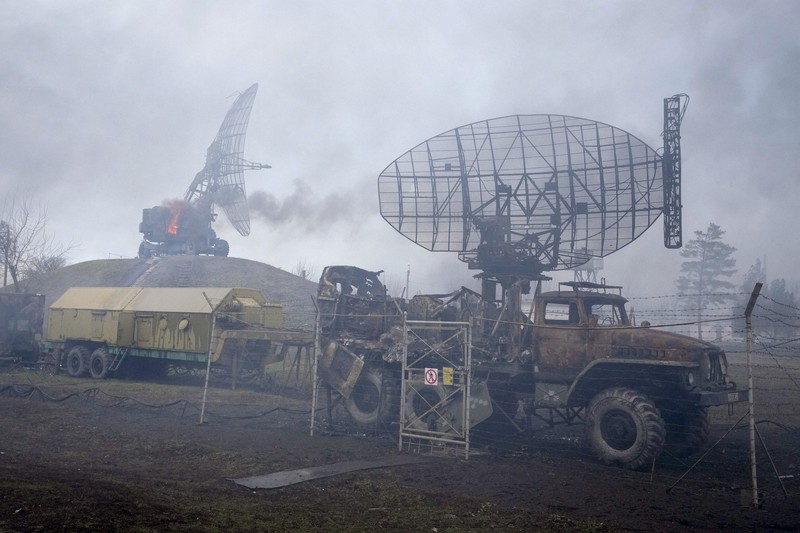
[662,93,689,249]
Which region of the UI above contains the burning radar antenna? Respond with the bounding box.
[138,84,270,258]
[378,95,688,301]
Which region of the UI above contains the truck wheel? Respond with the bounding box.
[663,406,710,458]
[214,240,229,257]
[65,346,90,377]
[585,387,666,470]
[344,367,399,428]
[89,347,110,379]
[405,383,451,432]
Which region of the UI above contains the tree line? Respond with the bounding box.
[675,222,798,340]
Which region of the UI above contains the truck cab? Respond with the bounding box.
[532,285,629,380]
[530,282,743,412]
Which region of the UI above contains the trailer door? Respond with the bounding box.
[134,315,154,346]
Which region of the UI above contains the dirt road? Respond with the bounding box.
[1,369,797,532]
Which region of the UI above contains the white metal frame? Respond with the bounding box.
[399,318,472,458]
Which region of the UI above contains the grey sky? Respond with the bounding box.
[1,0,797,297]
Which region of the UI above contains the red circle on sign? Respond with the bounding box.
[425,368,438,385]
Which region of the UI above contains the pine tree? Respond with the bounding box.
[739,259,799,339]
[675,223,737,339]
[740,258,766,295]
[763,278,798,339]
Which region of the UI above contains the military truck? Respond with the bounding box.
[0,292,45,363]
[316,265,748,469]
[45,286,311,382]
[138,203,230,258]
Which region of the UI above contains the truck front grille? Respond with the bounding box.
[708,350,725,383]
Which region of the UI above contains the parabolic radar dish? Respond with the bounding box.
[185,83,267,237]
[378,112,673,277]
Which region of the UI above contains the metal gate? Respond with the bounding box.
[399,319,474,458]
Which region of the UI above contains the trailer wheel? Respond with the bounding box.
[344,367,399,428]
[585,387,666,470]
[65,346,90,377]
[89,347,111,379]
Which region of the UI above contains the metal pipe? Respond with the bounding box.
[744,282,763,507]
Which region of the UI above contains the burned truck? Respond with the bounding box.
[45,286,311,382]
[316,265,747,469]
[138,200,230,258]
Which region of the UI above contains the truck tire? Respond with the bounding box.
[65,346,90,377]
[137,242,151,258]
[663,406,710,458]
[214,240,229,257]
[344,367,399,428]
[585,387,666,470]
[405,382,451,432]
[89,347,111,379]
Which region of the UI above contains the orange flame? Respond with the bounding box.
[168,202,182,235]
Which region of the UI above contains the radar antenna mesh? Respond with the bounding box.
[378,114,666,277]
[185,83,269,236]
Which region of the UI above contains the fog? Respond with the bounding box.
[1,0,797,298]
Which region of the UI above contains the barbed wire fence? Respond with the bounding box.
[630,287,800,504]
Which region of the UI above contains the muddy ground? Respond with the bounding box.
[1,367,798,532]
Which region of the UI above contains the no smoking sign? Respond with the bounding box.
[424,368,438,385]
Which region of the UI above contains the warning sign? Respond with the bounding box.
[443,367,453,385]
[424,368,438,385]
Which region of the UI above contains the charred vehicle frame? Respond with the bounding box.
[315,265,747,469]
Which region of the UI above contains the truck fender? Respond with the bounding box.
[564,358,698,407]
[317,341,365,399]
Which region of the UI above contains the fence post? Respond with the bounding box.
[200,292,216,425]
[744,282,763,507]
[310,296,320,437]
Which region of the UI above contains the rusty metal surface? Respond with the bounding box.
[316,263,743,451]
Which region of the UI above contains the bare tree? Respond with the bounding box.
[292,260,317,281]
[0,194,76,291]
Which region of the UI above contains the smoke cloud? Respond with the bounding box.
[1,1,797,295]
[248,179,370,232]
